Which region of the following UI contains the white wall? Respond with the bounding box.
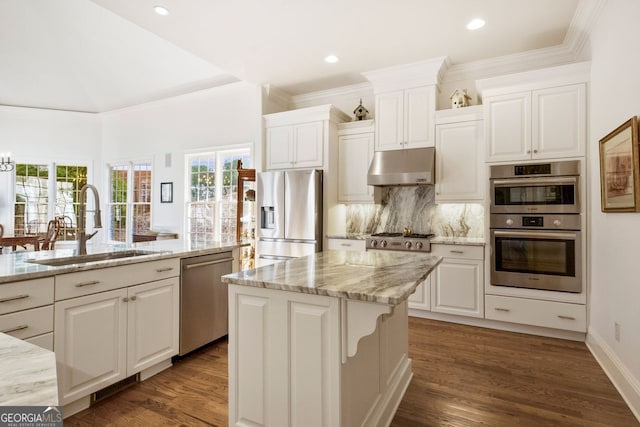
[0,105,101,233]
[100,81,262,235]
[588,0,640,401]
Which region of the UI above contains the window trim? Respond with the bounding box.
[105,159,153,245]
[184,144,253,242]
[5,159,93,237]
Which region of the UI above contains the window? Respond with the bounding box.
[107,162,152,243]
[187,148,251,243]
[14,162,88,239]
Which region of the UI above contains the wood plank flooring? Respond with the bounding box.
[66,317,639,426]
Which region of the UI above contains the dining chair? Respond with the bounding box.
[41,220,61,250]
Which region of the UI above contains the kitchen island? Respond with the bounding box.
[222,250,441,427]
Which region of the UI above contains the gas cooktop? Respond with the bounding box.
[366,232,435,252]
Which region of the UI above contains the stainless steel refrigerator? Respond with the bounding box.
[257,169,322,265]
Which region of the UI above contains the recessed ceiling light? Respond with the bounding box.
[153,5,170,16]
[325,55,339,64]
[466,18,485,30]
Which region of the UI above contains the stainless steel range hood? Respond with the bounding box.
[367,147,435,186]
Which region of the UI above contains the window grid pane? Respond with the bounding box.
[55,165,88,241]
[188,155,216,241]
[110,204,127,242]
[133,164,152,235]
[14,163,49,235]
[220,152,244,242]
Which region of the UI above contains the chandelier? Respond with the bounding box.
[1,152,15,172]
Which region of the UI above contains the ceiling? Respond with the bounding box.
[0,0,581,113]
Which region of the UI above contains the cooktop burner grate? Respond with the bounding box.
[370,232,434,239]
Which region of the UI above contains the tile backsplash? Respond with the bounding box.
[345,186,484,238]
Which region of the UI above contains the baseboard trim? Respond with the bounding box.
[586,331,640,422]
[139,358,173,381]
[63,396,90,419]
[409,309,586,341]
[363,356,413,427]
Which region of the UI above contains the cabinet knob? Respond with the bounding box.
[123,297,129,302]
[130,296,137,301]
[527,150,531,154]
[533,149,538,153]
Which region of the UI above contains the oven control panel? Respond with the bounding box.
[490,214,581,231]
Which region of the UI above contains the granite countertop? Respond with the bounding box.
[222,250,442,305]
[0,333,58,406]
[431,236,486,246]
[0,239,247,284]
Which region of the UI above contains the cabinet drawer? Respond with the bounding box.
[431,244,484,260]
[0,305,53,339]
[327,239,366,252]
[0,277,54,315]
[55,258,180,301]
[25,332,54,351]
[485,295,586,332]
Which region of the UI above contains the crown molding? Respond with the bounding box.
[263,104,350,126]
[290,82,373,109]
[363,56,448,92]
[444,0,605,84]
[262,84,293,110]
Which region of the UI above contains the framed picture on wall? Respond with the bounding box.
[599,116,640,212]
[160,182,173,203]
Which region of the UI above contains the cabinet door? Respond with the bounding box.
[408,276,431,311]
[431,258,483,318]
[435,120,484,202]
[266,126,294,169]
[375,91,404,151]
[293,122,323,168]
[338,132,374,202]
[532,84,586,159]
[485,92,531,162]
[127,278,179,375]
[404,86,435,149]
[54,288,127,405]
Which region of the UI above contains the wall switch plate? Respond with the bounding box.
[614,322,621,342]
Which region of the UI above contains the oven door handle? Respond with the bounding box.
[493,230,579,240]
[492,176,578,187]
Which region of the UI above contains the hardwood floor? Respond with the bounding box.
[66,317,638,426]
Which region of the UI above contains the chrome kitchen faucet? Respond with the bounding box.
[77,184,102,255]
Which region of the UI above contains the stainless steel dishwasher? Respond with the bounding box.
[179,251,233,355]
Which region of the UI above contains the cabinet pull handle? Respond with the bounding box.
[450,250,464,254]
[130,296,137,301]
[155,267,175,272]
[1,324,28,334]
[494,307,510,312]
[557,315,575,320]
[0,294,29,303]
[340,243,352,247]
[75,280,100,288]
[123,297,129,302]
[184,258,233,270]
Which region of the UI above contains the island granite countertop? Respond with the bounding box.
[0,239,247,284]
[0,332,58,406]
[222,250,442,305]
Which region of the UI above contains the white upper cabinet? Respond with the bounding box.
[264,105,350,171]
[435,106,484,202]
[479,63,589,163]
[337,120,375,203]
[375,85,435,151]
[266,121,323,169]
[363,57,447,152]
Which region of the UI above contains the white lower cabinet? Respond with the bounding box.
[54,262,180,406]
[0,277,54,350]
[485,295,586,332]
[430,244,484,318]
[327,238,366,252]
[408,276,431,311]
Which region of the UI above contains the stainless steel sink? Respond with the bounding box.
[27,250,158,267]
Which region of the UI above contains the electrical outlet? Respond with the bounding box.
[615,322,621,342]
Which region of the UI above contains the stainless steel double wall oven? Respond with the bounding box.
[489,160,582,293]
